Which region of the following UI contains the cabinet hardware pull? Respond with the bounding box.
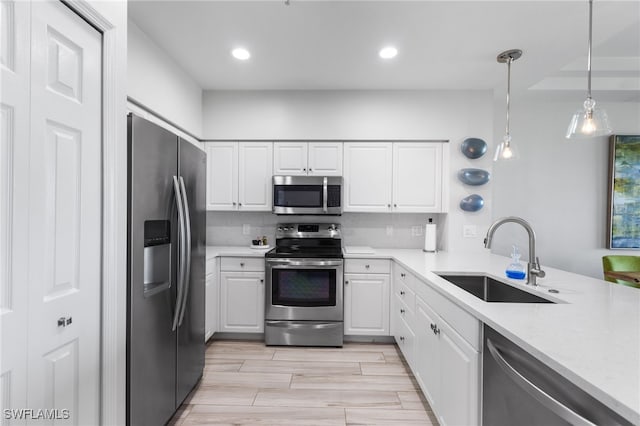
[260,279,264,283]
[387,204,391,208]
[345,280,349,285]
[400,309,405,314]
[400,291,405,295]
[394,204,397,207]
[240,262,245,267]
[400,336,405,341]
[365,264,370,269]
[57,316,72,327]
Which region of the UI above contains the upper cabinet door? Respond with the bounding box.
[307,142,343,176]
[343,142,393,212]
[393,143,443,213]
[238,142,273,211]
[206,142,238,210]
[273,142,308,175]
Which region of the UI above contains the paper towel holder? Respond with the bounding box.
[423,218,437,253]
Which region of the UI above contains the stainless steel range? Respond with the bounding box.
[265,223,344,347]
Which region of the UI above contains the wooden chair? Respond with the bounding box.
[602,255,640,288]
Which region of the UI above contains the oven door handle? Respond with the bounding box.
[267,321,339,330]
[266,259,343,267]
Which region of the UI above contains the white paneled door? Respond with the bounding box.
[1,1,102,424]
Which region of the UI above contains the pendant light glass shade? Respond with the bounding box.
[494,49,522,162]
[494,134,519,161]
[566,97,612,138]
[566,0,612,139]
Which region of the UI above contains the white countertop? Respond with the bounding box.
[206,246,640,423]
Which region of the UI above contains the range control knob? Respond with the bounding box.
[277,227,283,231]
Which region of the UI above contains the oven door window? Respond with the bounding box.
[274,185,323,208]
[272,269,336,307]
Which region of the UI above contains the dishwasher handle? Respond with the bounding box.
[486,339,597,426]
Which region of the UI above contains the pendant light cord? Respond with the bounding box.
[587,0,593,100]
[505,57,512,137]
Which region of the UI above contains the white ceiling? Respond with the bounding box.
[129,0,640,100]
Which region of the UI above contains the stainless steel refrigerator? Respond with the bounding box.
[127,114,206,426]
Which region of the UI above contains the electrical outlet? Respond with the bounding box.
[463,225,477,238]
[411,225,423,237]
[386,225,393,236]
[242,224,251,235]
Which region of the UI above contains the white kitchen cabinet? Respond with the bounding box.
[205,257,219,341]
[273,142,342,176]
[344,273,390,335]
[392,142,445,212]
[414,296,480,426]
[344,259,391,336]
[343,142,393,212]
[344,141,448,213]
[219,257,265,333]
[238,142,273,210]
[205,142,238,210]
[205,141,272,211]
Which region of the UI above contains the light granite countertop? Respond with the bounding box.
[206,246,640,424]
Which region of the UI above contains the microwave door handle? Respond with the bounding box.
[486,339,596,426]
[323,177,328,213]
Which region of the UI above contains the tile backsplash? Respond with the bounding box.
[206,211,444,249]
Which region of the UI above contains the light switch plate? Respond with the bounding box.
[242,224,251,235]
[411,225,423,237]
[463,225,477,238]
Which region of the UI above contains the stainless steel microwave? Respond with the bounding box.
[272,176,343,215]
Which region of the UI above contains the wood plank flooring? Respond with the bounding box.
[169,340,439,425]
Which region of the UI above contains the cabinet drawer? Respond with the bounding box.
[220,257,265,272]
[395,280,416,311]
[416,281,481,350]
[345,258,391,274]
[393,263,417,292]
[394,292,415,325]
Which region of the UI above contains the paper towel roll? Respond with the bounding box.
[424,223,437,252]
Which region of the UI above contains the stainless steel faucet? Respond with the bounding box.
[484,216,546,286]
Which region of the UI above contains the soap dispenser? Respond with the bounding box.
[506,245,526,280]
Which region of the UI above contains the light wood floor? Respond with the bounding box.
[169,340,439,425]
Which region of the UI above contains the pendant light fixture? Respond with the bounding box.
[566,0,612,139]
[494,49,522,162]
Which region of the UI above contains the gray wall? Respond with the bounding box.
[203,90,495,253]
[491,95,640,279]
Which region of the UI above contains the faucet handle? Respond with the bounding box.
[531,257,546,278]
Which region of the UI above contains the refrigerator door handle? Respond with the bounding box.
[172,176,187,331]
[177,176,192,326]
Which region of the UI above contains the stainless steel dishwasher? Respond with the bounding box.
[483,325,633,426]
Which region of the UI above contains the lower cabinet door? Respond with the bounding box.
[344,273,390,335]
[219,271,265,333]
[414,297,441,410]
[438,321,480,426]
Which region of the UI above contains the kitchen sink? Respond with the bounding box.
[436,274,555,304]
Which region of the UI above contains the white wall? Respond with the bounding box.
[491,95,640,279]
[203,90,494,252]
[127,21,203,137]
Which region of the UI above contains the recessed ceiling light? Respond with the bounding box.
[379,46,398,59]
[231,48,251,60]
